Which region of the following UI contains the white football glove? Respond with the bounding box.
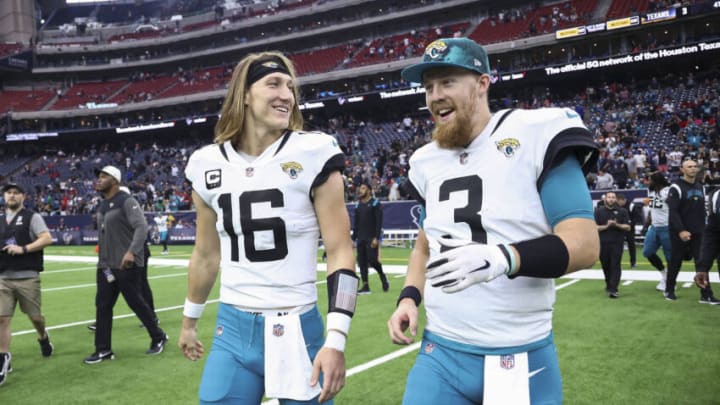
[425,239,512,293]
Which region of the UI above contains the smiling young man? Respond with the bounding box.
[179,52,358,405]
[387,38,599,404]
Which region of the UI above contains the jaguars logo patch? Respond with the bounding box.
[425,40,448,59]
[495,138,521,158]
[281,162,303,179]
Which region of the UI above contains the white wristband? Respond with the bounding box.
[323,330,346,352]
[326,312,351,335]
[183,298,206,319]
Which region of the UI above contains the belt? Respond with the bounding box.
[233,303,314,318]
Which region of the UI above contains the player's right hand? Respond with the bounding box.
[311,347,346,403]
[178,326,204,361]
[387,299,418,345]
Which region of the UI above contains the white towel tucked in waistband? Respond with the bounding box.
[264,314,321,401]
[483,352,530,405]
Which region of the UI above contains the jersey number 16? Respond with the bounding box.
[218,189,288,262]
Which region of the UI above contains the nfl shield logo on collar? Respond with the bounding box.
[246,167,254,177]
[500,354,515,370]
[273,323,284,337]
[459,152,469,165]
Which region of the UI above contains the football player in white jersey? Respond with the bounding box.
[642,172,671,291]
[178,52,358,405]
[387,38,600,404]
[153,212,172,254]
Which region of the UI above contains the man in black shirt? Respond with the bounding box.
[595,191,631,298]
[665,160,712,301]
[353,183,388,294]
[694,188,720,304]
[616,194,643,268]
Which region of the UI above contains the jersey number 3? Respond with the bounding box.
[218,189,288,262]
[439,175,487,243]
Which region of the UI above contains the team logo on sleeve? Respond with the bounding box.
[495,138,521,158]
[281,162,303,179]
[272,323,285,337]
[205,169,222,189]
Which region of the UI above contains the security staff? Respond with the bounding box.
[595,191,631,298]
[665,160,707,301]
[353,182,389,294]
[0,183,54,387]
[83,166,167,365]
[616,193,643,268]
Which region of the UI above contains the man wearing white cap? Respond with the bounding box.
[84,166,167,364]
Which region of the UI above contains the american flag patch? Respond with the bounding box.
[500,354,515,370]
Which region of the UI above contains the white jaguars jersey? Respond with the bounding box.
[154,215,169,233]
[648,187,670,227]
[185,131,344,309]
[409,108,594,348]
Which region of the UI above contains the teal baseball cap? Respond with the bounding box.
[401,37,491,84]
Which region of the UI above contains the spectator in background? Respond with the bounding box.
[595,169,614,190]
[353,182,388,294]
[0,183,54,387]
[595,191,631,298]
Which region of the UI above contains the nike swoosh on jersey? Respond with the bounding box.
[469,260,491,273]
[528,367,546,378]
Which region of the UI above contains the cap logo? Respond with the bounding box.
[474,58,483,67]
[425,40,448,60]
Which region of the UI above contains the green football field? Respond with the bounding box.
[2,245,718,404]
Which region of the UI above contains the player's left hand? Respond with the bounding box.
[311,347,346,403]
[426,239,511,293]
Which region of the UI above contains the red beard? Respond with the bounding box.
[432,102,474,149]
